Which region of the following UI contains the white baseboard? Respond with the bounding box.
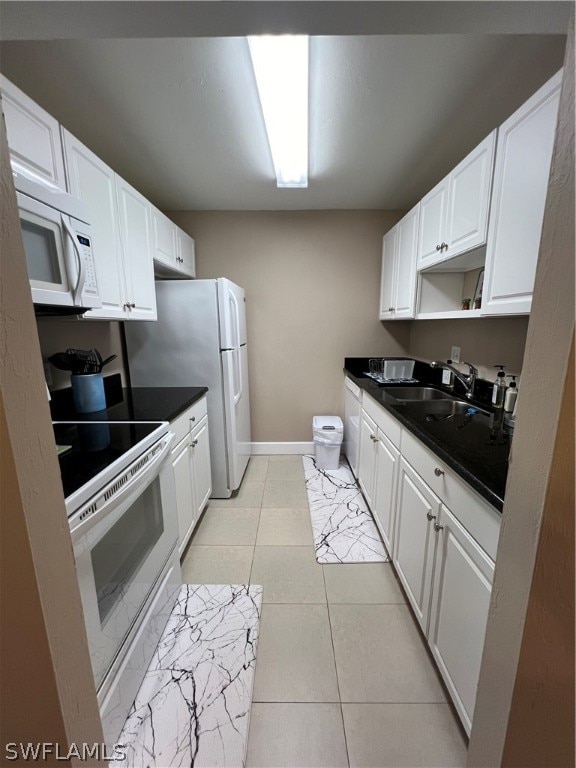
[251,442,315,455]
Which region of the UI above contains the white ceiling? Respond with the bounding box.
[0,32,565,210]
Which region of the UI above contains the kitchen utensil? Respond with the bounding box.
[66,348,100,375]
[48,352,74,371]
[99,354,117,371]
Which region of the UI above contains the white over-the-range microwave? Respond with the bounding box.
[15,171,101,314]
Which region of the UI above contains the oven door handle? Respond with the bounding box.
[69,431,175,543]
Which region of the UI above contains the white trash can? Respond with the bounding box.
[313,415,344,470]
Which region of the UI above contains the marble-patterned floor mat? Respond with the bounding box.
[112,584,263,768]
[303,455,389,564]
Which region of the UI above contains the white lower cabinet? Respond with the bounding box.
[428,504,494,734]
[170,397,212,555]
[358,410,378,509]
[358,406,400,554]
[355,387,500,736]
[373,431,400,556]
[393,449,497,737]
[393,457,439,631]
[190,416,212,517]
[172,436,196,555]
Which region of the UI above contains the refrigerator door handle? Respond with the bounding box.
[229,290,243,404]
[229,289,241,348]
[233,348,242,404]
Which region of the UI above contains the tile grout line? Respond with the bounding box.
[322,563,352,768]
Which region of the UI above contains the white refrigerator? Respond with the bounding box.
[125,278,251,497]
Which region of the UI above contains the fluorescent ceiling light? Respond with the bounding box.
[248,35,309,189]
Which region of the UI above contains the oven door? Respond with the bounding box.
[69,431,178,689]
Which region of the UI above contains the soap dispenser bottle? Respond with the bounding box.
[504,375,518,413]
[492,365,507,409]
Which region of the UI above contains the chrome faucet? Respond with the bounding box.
[430,360,479,400]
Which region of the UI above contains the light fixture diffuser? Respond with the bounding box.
[248,35,309,188]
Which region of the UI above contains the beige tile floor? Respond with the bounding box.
[181,455,468,768]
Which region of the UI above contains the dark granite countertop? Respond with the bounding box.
[50,374,208,423]
[344,358,510,511]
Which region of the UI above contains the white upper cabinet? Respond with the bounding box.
[152,207,178,271]
[116,177,157,320]
[63,129,156,321]
[176,228,196,278]
[417,131,496,271]
[394,204,420,317]
[63,129,126,319]
[417,178,449,268]
[379,226,398,320]
[152,209,196,279]
[0,75,67,191]
[482,70,562,316]
[379,203,420,320]
[446,132,495,255]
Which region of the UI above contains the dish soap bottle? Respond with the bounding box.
[492,365,507,409]
[504,375,518,413]
[442,359,455,390]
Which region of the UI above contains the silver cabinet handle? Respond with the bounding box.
[434,522,444,532]
[441,242,448,251]
[191,439,198,447]
[190,416,196,423]
[370,434,378,442]
[130,302,136,309]
[389,307,395,312]
[434,467,444,477]
[123,301,131,310]
[426,511,436,522]
[436,244,442,251]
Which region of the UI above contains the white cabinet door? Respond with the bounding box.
[394,203,420,318]
[152,207,177,270]
[116,176,157,320]
[482,71,562,316]
[176,228,196,278]
[0,75,66,190]
[172,437,195,556]
[417,178,449,269]
[373,430,400,556]
[191,416,212,518]
[357,410,378,509]
[445,131,496,257]
[379,226,397,319]
[393,458,440,632]
[62,129,127,320]
[427,504,494,735]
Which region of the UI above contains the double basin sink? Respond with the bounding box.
[383,387,490,420]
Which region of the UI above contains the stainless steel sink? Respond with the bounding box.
[403,400,491,418]
[383,386,456,402]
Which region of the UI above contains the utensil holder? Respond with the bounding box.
[71,374,106,413]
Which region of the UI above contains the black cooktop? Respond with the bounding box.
[53,421,162,499]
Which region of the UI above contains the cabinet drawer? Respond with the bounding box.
[400,429,501,559]
[362,392,401,449]
[190,413,208,439]
[170,396,208,446]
